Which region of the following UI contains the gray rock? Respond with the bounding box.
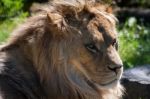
[121,65,150,99]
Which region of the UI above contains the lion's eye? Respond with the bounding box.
[112,39,118,50]
[112,39,117,46]
[85,44,99,53]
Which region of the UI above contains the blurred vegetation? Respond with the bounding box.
[0,0,25,20]
[0,0,150,68]
[0,13,28,43]
[118,17,150,68]
[0,0,28,43]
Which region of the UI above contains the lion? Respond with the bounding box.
[0,0,124,99]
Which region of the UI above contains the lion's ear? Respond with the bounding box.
[47,12,69,37]
[106,6,113,13]
[47,12,63,25]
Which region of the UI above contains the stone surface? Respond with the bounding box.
[121,65,150,99]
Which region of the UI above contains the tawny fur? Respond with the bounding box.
[0,0,124,99]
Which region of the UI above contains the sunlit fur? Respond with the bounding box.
[0,0,124,99]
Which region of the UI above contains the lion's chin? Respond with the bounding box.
[95,79,120,89]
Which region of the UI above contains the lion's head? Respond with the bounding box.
[2,0,124,98]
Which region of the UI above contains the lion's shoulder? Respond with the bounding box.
[0,51,46,99]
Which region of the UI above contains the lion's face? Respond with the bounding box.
[31,3,124,91]
[63,12,123,88]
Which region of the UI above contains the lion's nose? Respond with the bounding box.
[107,65,123,74]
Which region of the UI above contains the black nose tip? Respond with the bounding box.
[108,65,123,74]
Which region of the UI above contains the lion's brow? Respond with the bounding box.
[98,26,115,44]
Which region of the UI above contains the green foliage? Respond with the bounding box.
[0,0,24,19]
[0,0,28,43]
[0,12,28,43]
[118,17,150,68]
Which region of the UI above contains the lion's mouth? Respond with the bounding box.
[85,76,120,91]
[93,78,120,89]
[99,79,118,86]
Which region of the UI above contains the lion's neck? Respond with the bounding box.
[37,63,100,99]
[38,66,123,99]
[34,60,122,99]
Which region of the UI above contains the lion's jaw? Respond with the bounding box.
[93,63,123,89]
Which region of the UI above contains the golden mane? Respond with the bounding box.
[0,0,124,99]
